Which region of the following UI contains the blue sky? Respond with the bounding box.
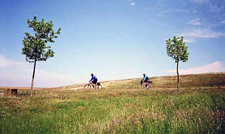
[0,0,225,87]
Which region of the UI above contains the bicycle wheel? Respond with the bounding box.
[150,83,153,88]
[138,83,145,89]
[84,84,92,89]
[147,83,154,89]
[97,85,102,89]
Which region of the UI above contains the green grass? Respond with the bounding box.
[1,73,225,133]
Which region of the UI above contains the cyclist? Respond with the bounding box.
[141,74,149,85]
[89,73,98,85]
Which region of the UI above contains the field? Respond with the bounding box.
[0,73,225,133]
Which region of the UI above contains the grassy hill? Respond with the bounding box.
[61,72,225,90]
[0,73,225,133]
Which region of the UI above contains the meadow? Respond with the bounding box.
[0,73,225,134]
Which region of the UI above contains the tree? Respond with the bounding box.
[166,36,189,91]
[22,16,61,96]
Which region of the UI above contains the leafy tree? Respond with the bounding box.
[166,36,189,91]
[22,16,61,96]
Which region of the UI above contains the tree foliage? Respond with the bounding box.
[22,16,61,96]
[22,16,61,62]
[166,36,189,63]
[166,36,189,91]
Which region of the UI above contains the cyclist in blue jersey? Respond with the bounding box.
[141,74,149,85]
[89,74,98,84]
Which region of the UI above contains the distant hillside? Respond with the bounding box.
[63,72,225,90]
[2,73,224,91]
[103,73,225,89]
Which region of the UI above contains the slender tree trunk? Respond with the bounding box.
[176,61,179,91]
[30,58,37,96]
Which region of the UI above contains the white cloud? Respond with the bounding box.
[192,0,208,3]
[34,69,76,87]
[188,19,201,26]
[0,54,20,67]
[183,29,225,38]
[166,61,225,74]
[172,9,189,13]
[209,4,224,13]
[163,8,189,14]
[0,55,76,87]
[130,3,135,7]
[184,38,195,43]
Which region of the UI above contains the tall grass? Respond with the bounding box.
[1,87,225,133]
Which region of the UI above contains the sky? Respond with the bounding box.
[0,0,225,87]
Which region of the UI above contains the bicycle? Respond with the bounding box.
[138,80,153,89]
[84,82,102,89]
